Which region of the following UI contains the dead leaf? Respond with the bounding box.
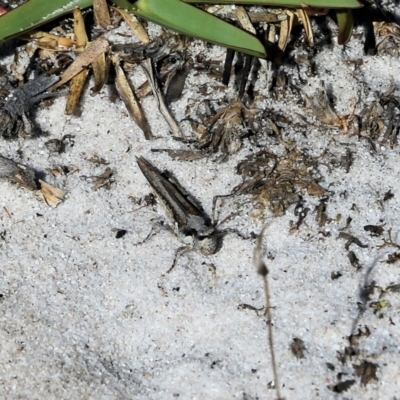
[112,6,149,44]
[73,7,88,48]
[65,69,89,114]
[297,8,314,45]
[37,179,66,207]
[111,55,153,140]
[93,0,111,29]
[91,52,110,95]
[51,38,109,90]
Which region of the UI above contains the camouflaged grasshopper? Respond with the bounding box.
[0,0,363,57]
[137,156,224,272]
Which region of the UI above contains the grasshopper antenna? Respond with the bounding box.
[211,194,236,227]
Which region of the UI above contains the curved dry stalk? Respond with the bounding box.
[254,224,283,400]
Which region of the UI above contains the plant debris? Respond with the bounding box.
[233,148,324,217]
[0,74,60,137]
[0,155,66,206]
[290,338,306,359]
[81,167,115,190]
[353,360,379,386]
[330,379,356,393]
[338,232,368,250]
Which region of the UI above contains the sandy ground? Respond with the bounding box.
[1,3,400,399]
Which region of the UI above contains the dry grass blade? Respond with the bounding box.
[235,6,268,70]
[93,0,111,28]
[141,58,182,138]
[235,6,256,34]
[226,11,287,24]
[65,69,89,114]
[297,8,314,45]
[65,8,89,115]
[73,7,88,47]
[91,52,110,95]
[51,38,109,90]
[111,55,153,140]
[112,6,149,44]
[32,31,75,50]
[278,10,294,54]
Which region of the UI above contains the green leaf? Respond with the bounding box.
[336,9,354,44]
[183,0,363,8]
[0,0,92,42]
[116,0,267,58]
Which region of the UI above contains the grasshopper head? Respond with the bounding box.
[197,234,220,256]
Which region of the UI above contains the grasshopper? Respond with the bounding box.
[137,156,226,272]
[0,1,363,57]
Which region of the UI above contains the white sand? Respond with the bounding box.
[1,8,400,399]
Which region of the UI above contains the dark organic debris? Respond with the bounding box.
[0,155,66,206]
[237,303,264,316]
[353,360,379,386]
[45,139,65,153]
[326,362,335,371]
[234,149,324,217]
[338,232,368,250]
[115,229,127,239]
[359,86,400,147]
[349,326,371,347]
[0,74,60,138]
[290,198,310,231]
[45,135,75,154]
[386,283,400,293]
[331,271,342,280]
[364,224,384,236]
[0,154,37,190]
[330,379,356,393]
[46,165,69,177]
[315,197,329,227]
[348,251,361,270]
[374,21,400,55]
[81,167,115,190]
[303,85,351,133]
[193,99,260,159]
[383,190,394,201]
[83,154,110,164]
[378,228,400,252]
[340,148,353,173]
[290,338,306,359]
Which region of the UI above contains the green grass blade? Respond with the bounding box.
[336,9,354,44]
[183,0,363,8]
[115,0,266,58]
[0,0,93,42]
